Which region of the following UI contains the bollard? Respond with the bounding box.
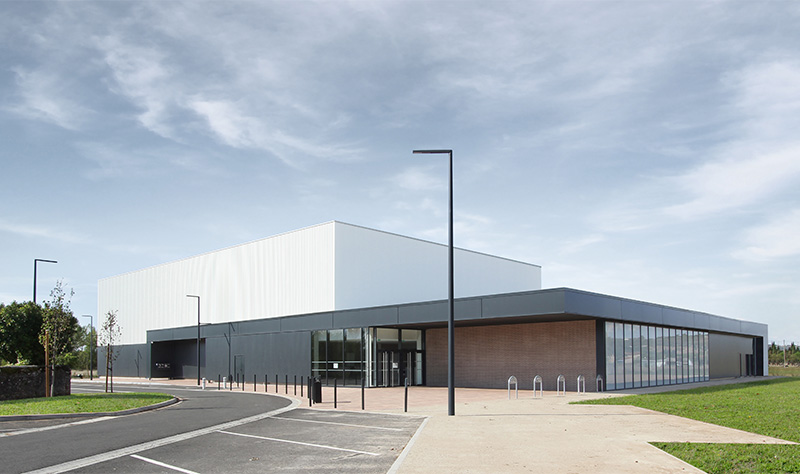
[294,375,297,395]
[275,374,278,393]
[334,379,337,409]
[242,375,245,391]
[361,377,365,410]
[218,375,220,390]
[229,374,232,391]
[265,374,268,392]
[404,377,408,412]
[308,376,312,407]
[202,378,206,390]
[301,376,304,397]
[285,374,288,394]
[254,374,257,392]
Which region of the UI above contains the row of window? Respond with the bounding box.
[604,322,709,390]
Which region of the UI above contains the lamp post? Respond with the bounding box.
[82,315,93,380]
[33,258,58,303]
[412,149,455,416]
[34,258,57,397]
[186,295,201,385]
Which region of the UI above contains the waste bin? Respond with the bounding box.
[312,377,322,403]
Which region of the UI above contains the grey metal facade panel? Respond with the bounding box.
[739,320,769,338]
[398,301,447,324]
[564,291,622,319]
[692,312,711,330]
[334,306,398,328]
[661,307,694,328]
[457,299,482,321]
[482,290,565,319]
[620,300,663,325]
[279,313,333,332]
[237,318,281,335]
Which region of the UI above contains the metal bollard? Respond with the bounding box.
[294,375,297,395]
[275,374,278,393]
[202,378,206,390]
[334,379,337,409]
[404,377,408,412]
[229,374,232,391]
[308,376,312,407]
[361,377,365,410]
[218,375,220,390]
[285,374,288,394]
[242,375,245,391]
[254,374,257,392]
[301,376,304,397]
[265,374,268,392]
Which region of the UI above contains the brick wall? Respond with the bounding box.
[426,320,597,391]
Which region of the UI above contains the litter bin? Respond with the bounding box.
[312,377,322,403]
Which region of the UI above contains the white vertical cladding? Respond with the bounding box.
[99,222,336,345]
[333,222,541,310]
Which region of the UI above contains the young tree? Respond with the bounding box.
[38,281,79,396]
[100,310,122,393]
[0,302,45,365]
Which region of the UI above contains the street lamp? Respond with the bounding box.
[33,258,58,303]
[82,315,93,380]
[34,258,57,397]
[412,149,455,416]
[186,295,201,385]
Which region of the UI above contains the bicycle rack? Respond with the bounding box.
[596,374,604,392]
[557,374,566,396]
[577,375,586,395]
[533,375,543,398]
[507,375,518,399]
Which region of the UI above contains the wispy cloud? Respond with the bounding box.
[0,218,90,245]
[8,67,88,130]
[734,209,800,261]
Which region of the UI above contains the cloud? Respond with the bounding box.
[734,209,800,261]
[392,166,445,191]
[8,67,88,130]
[664,60,800,219]
[0,218,90,245]
[94,35,176,138]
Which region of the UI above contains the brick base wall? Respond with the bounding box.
[426,320,597,392]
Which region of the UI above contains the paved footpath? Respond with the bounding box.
[302,377,795,474]
[74,377,795,474]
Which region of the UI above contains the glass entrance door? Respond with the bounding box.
[377,350,418,387]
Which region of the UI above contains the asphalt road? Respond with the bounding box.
[0,382,424,473]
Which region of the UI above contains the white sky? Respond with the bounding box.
[1,1,798,344]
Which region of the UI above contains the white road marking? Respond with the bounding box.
[130,455,200,474]
[2,416,116,438]
[217,430,380,456]
[275,416,403,431]
[22,398,300,474]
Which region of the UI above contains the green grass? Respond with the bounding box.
[577,378,800,473]
[0,392,173,416]
[769,365,800,377]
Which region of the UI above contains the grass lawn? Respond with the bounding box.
[578,378,800,474]
[0,392,174,416]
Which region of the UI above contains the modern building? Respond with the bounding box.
[98,221,767,391]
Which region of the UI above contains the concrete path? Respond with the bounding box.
[86,377,796,473]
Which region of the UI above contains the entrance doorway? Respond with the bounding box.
[377,350,422,387]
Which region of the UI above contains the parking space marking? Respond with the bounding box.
[274,416,404,431]
[22,398,300,474]
[217,430,380,456]
[130,455,199,474]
